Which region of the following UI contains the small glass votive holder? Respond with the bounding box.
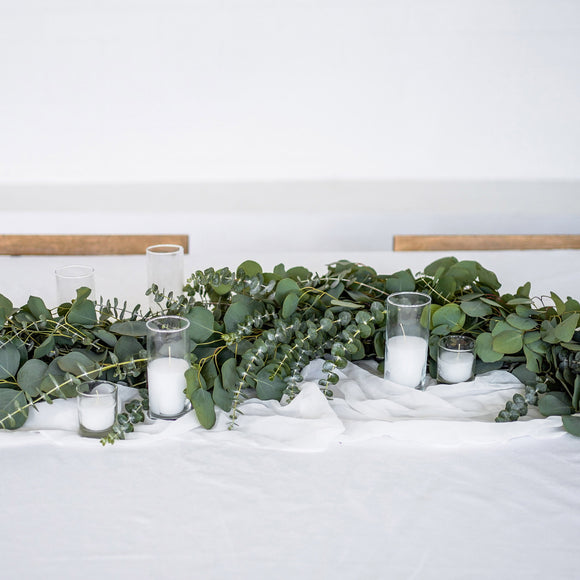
[384,292,431,389]
[55,264,96,304]
[77,381,118,438]
[146,244,184,308]
[437,335,476,384]
[146,315,191,420]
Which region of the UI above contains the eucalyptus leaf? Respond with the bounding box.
[506,314,537,331]
[212,376,233,411]
[57,351,99,376]
[474,333,504,363]
[423,257,457,276]
[114,336,144,363]
[0,342,20,380]
[109,321,148,337]
[538,392,573,417]
[185,306,215,342]
[16,359,48,397]
[191,388,216,428]
[460,299,492,318]
[237,260,262,277]
[562,415,580,437]
[282,293,300,319]
[224,301,253,333]
[492,330,523,354]
[385,270,415,293]
[26,296,51,320]
[0,389,28,429]
[255,365,286,400]
[68,298,97,326]
[275,278,300,304]
[185,367,207,398]
[554,313,580,343]
[432,303,465,332]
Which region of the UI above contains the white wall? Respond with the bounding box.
[0,1,578,245]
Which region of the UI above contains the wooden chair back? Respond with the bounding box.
[393,234,580,252]
[0,235,189,255]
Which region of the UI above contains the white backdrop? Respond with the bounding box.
[0,1,578,240]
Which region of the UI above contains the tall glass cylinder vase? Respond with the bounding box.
[146,315,191,420]
[384,292,431,389]
[146,244,184,310]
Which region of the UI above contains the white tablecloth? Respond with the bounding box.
[1,250,579,579]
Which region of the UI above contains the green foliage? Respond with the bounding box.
[1,256,580,439]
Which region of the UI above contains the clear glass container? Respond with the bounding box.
[384,292,431,389]
[77,381,118,438]
[146,315,191,420]
[55,264,95,304]
[437,335,475,384]
[146,244,184,309]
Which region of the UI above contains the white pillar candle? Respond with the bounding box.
[147,357,189,417]
[78,388,116,432]
[385,335,428,388]
[437,350,475,383]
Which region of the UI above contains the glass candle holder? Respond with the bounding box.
[437,335,476,384]
[384,292,431,389]
[55,265,95,304]
[77,381,118,438]
[146,315,191,420]
[146,244,184,308]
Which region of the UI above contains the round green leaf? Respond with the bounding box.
[562,415,580,437]
[185,306,215,342]
[385,270,415,293]
[282,293,300,319]
[57,351,99,376]
[0,389,28,429]
[554,313,580,343]
[17,359,48,397]
[285,266,311,282]
[0,342,20,380]
[224,301,252,333]
[68,299,97,326]
[492,330,523,354]
[26,296,51,320]
[212,376,233,412]
[114,336,143,362]
[432,303,465,332]
[275,278,300,304]
[109,321,148,337]
[220,357,238,392]
[506,314,537,331]
[255,365,286,400]
[460,299,492,318]
[237,260,263,277]
[538,392,573,417]
[191,388,216,429]
[475,333,504,363]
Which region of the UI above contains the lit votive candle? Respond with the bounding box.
[437,335,475,384]
[147,357,189,417]
[77,381,118,438]
[385,335,429,388]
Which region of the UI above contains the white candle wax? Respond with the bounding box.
[147,357,189,416]
[79,396,116,432]
[437,350,475,383]
[385,335,428,388]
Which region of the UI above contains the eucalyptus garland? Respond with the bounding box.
[1,257,579,443]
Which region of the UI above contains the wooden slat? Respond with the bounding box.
[393,234,580,252]
[0,235,189,255]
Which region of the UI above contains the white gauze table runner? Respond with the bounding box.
[9,360,564,450]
